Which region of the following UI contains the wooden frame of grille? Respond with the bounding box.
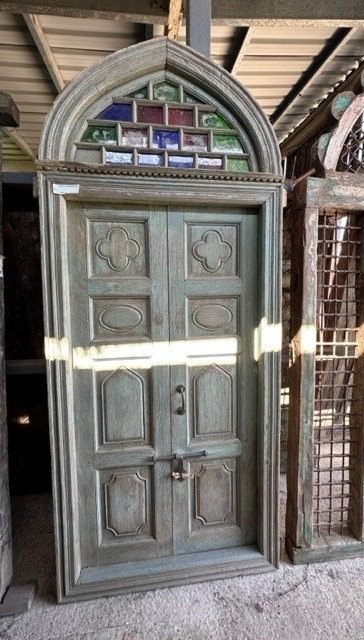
[286,174,364,564]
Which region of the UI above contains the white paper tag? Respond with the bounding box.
[0,256,4,278]
[53,184,80,195]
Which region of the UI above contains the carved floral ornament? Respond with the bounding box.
[313,69,364,174]
[192,230,232,273]
[96,227,140,271]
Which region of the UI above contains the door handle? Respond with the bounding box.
[176,384,186,415]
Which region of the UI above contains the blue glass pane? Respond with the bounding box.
[105,151,133,165]
[137,153,163,166]
[169,155,194,168]
[152,130,179,150]
[96,103,132,121]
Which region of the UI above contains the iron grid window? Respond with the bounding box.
[313,210,363,537]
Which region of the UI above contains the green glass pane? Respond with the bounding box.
[153,82,179,102]
[213,134,243,153]
[128,86,148,99]
[227,157,250,172]
[199,112,232,129]
[82,125,117,144]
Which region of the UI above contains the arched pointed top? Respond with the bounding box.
[39,37,282,176]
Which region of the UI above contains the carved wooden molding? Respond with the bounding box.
[36,160,283,184]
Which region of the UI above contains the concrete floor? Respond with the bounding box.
[1,481,364,640]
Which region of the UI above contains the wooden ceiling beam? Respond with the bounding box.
[1,0,361,23]
[270,27,356,126]
[23,14,65,94]
[229,27,254,75]
[167,0,183,40]
[3,129,35,160]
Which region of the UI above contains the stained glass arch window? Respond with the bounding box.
[75,79,251,173]
[39,38,281,176]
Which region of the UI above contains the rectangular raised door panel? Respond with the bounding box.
[62,201,259,594]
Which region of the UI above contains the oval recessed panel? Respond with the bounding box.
[99,305,143,333]
[192,303,233,331]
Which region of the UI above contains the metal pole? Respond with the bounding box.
[185,0,211,59]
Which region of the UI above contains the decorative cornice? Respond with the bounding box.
[36,160,284,184]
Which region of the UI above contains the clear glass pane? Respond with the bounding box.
[137,153,164,166]
[128,86,148,99]
[198,112,232,129]
[168,155,194,168]
[197,157,223,169]
[137,105,164,124]
[168,108,194,126]
[121,128,148,147]
[213,134,243,153]
[152,130,179,150]
[97,103,132,121]
[183,132,208,151]
[82,125,117,144]
[153,82,179,102]
[227,157,250,172]
[105,151,133,164]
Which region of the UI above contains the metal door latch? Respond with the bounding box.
[171,455,194,482]
[151,451,206,482]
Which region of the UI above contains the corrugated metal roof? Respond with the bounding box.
[0,13,363,169]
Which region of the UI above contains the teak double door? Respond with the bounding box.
[66,202,257,584]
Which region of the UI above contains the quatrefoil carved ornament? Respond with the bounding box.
[96,227,140,271]
[192,230,232,273]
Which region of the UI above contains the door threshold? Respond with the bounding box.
[63,546,274,602]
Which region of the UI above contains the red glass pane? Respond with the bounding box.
[168,108,193,126]
[137,105,164,124]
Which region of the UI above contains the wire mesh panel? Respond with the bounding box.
[313,211,363,538]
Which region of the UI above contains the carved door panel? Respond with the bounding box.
[66,203,173,567]
[64,202,257,574]
[168,208,257,555]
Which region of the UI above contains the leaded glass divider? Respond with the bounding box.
[74,80,250,172]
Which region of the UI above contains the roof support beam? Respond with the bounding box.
[270,27,355,126]
[186,0,211,58]
[3,129,35,160]
[23,14,65,94]
[229,27,254,75]
[0,0,362,24]
[167,0,183,40]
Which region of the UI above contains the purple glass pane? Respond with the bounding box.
[169,155,194,169]
[97,103,132,121]
[183,132,208,151]
[137,153,163,166]
[122,128,148,147]
[137,105,164,124]
[198,157,223,170]
[152,130,179,150]
[168,108,193,126]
